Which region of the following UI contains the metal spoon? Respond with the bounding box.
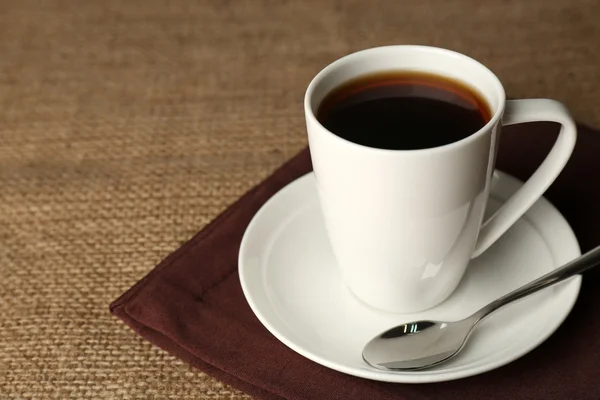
[363,245,600,371]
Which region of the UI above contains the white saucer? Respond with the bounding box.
[239,171,581,383]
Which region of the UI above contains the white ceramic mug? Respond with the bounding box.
[304,45,576,313]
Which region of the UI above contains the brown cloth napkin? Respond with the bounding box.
[111,122,600,400]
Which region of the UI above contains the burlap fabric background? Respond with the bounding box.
[1,0,599,398]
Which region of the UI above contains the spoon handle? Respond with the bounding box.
[474,245,600,322]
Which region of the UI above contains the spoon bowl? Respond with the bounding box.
[363,318,476,370]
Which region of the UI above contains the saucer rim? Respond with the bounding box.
[239,170,582,383]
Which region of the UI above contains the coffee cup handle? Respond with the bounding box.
[471,99,577,258]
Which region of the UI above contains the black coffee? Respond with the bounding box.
[316,71,491,150]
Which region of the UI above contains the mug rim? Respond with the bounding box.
[304,45,507,155]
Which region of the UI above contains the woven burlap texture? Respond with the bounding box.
[1,0,599,398]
